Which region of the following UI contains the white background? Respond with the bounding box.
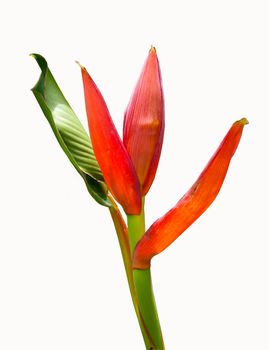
[1,1,269,349]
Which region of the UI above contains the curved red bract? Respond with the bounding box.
[133,118,248,269]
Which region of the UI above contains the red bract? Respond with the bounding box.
[123,47,164,195]
[133,118,248,269]
[80,65,141,215]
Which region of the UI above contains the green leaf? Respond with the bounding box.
[31,53,111,207]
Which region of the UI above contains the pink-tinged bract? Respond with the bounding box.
[133,118,248,269]
[80,66,141,215]
[123,47,165,196]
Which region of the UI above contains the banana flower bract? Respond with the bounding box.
[123,47,164,195]
[133,118,248,269]
[80,65,141,215]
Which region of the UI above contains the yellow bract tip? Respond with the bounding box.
[149,45,157,53]
[239,117,249,125]
[75,60,85,70]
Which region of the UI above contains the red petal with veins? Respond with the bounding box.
[80,66,141,215]
[123,47,164,195]
[133,118,248,269]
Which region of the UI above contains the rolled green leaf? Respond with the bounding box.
[31,53,111,207]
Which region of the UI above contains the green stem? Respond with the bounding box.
[128,198,165,350]
[133,269,164,349]
[108,195,153,349]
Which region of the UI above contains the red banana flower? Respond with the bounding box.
[123,47,164,195]
[133,118,248,269]
[80,65,141,215]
